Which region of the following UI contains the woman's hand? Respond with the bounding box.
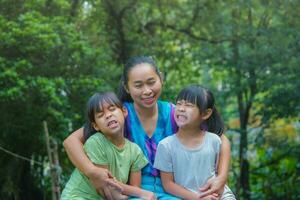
[87,166,123,200]
[198,176,225,198]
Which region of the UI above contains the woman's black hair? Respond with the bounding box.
[117,55,161,102]
[83,92,123,141]
[176,84,224,136]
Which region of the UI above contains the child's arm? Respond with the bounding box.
[116,142,154,199]
[63,128,122,199]
[199,134,230,197]
[117,171,155,200]
[160,171,201,200]
[129,170,142,187]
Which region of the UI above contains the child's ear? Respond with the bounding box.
[92,122,100,131]
[202,108,213,120]
[122,106,128,118]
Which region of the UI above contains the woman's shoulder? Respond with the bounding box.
[123,101,132,108]
[157,100,174,115]
[157,100,173,106]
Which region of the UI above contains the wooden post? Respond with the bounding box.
[43,121,60,200]
[52,140,61,199]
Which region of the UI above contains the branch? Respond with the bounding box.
[163,24,231,44]
[184,2,205,30]
[140,1,231,44]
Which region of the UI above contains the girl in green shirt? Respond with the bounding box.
[61,92,155,200]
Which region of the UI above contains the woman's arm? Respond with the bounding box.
[63,128,93,175]
[199,134,231,197]
[218,134,231,183]
[63,128,122,199]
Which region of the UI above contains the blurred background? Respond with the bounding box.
[0,0,299,199]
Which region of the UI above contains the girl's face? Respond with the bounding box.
[126,63,162,109]
[93,102,127,137]
[174,100,203,128]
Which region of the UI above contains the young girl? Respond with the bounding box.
[154,85,236,200]
[63,56,232,199]
[61,92,155,200]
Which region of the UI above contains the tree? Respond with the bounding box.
[0,1,114,198]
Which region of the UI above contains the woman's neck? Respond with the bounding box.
[133,102,158,137]
[134,102,158,119]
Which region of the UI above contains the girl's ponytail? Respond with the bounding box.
[206,107,224,136]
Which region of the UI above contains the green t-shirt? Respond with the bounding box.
[61,133,148,200]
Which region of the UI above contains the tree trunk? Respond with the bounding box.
[69,0,79,20]
[231,7,252,199]
[103,0,136,65]
[238,100,251,200]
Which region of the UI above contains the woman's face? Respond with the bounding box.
[126,63,162,109]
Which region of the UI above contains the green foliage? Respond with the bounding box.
[0,0,299,199]
[0,1,117,198]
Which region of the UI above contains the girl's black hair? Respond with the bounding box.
[176,85,224,136]
[83,92,123,141]
[117,55,161,102]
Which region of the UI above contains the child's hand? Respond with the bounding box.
[87,166,123,200]
[198,176,225,198]
[109,185,128,200]
[140,190,156,200]
[198,193,219,200]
